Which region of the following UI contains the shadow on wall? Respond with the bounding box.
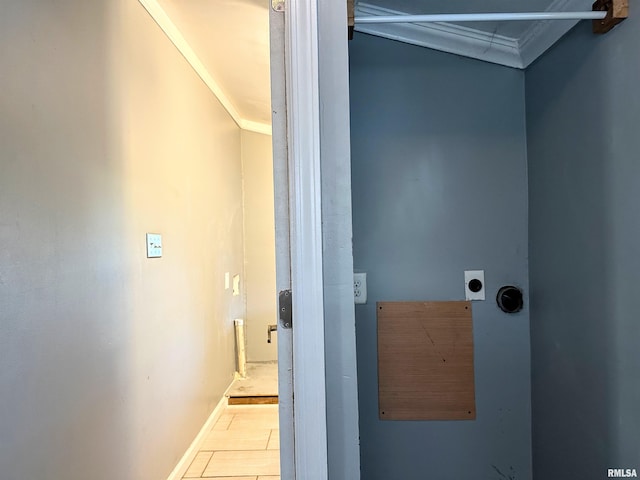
[527,19,639,477]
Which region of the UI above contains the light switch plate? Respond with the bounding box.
[146,233,162,258]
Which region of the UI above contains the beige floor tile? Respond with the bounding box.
[226,405,279,415]
[230,411,278,420]
[202,477,256,480]
[203,477,256,480]
[212,413,235,431]
[267,430,279,450]
[227,411,279,431]
[257,477,280,480]
[203,450,280,477]
[183,451,213,478]
[200,428,271,451]
[228,420,279,431]
[227,410,278,419]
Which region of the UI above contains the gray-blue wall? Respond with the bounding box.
[526,20,640,479]
[349,33,532,480]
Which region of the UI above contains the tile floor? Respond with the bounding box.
[182,405,280,479]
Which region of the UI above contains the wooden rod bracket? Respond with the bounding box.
[593,0,628,34]
[347,0,355,40]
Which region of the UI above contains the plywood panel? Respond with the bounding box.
[377,301,476,420]
[228,396,279,405]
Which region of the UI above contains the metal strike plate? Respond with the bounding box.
[279,289,292,329]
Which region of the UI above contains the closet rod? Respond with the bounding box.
[354,11,607,24]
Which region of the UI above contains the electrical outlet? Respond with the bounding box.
[354,273,367,304]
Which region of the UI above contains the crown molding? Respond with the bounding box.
[138,0,272,136]
[518,0,587,67]
[354,2,583,70]
[355,3,523,69]
[240,119,273,136]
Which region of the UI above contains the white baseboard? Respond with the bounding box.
[166,382,233,480]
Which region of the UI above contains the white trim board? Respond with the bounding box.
[269,5,296,478]
[355,3,523,68]
[355,0,590,69]
[138,0,272,136]
[285,0,330,477]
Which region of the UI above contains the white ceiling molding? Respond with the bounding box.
[355,3,523,68]
[240,119,273,136]
[518,0,586,67]
[355,2,584,70]
[138,0,272,136]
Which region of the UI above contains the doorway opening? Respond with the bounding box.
[139,0,282,478]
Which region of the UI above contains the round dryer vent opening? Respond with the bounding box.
[496,286,524,314]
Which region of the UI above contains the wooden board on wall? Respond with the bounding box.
[377,301,476,421]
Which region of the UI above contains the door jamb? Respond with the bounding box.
[284,0,329,477]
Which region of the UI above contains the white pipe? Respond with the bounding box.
[354,11,607,24]
[234,319,247,379]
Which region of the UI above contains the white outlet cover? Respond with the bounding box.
[146,233,162,258]
[225,272,230,290]
[354,272,367,304]
[465,270,485,301]
[232,274,240,296]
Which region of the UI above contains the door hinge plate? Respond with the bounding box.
[279,289,292,329]
[272,0,285,12]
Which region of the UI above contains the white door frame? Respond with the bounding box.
[286,0,330,474]
[276,0,329,477]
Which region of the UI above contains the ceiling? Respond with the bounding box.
[151,0,272,133]
[142,0,594,131]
